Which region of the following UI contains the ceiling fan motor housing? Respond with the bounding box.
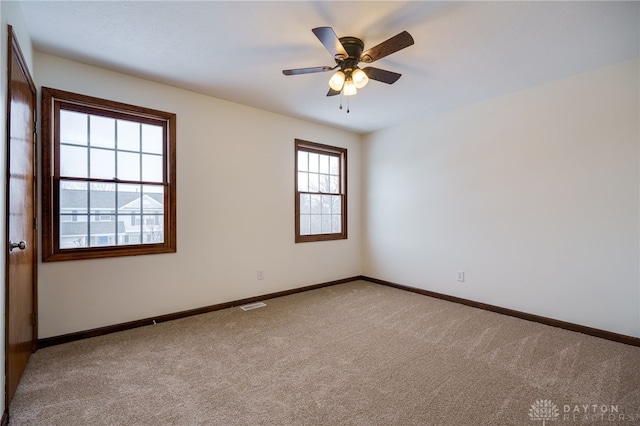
[337,37,367,71]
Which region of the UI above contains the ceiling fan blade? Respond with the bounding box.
[362,67,402,84]
[312,27,348,59]
[326,88,341,97]
[282,66,334,76]
[360,31,414,63]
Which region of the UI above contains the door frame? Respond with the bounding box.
[4,24,38,411]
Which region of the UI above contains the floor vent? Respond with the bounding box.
[240,302,267,311]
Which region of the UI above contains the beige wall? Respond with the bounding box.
[35,53,361,338]
[21,25,640,346]
[362,59,640,338]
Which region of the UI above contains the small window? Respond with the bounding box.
[41,87,177,261]
[295,139,347,243]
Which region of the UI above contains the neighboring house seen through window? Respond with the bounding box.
[295,139,347,242]
[41,87,177,261]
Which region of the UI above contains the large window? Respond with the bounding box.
[41,87,176,261]
[295,139,347,243]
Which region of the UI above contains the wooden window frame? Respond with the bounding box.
[41,87,177,261]
[295,139,347,243]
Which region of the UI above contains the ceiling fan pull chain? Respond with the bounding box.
[347,94,350,113]
[339,91,343,110]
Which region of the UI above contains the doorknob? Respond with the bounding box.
[9,240,26,252]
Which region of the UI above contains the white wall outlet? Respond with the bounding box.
[457,270,465,282]
[257,269,264,280]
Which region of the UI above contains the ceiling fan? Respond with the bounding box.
[282,27,415,98]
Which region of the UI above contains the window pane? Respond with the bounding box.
[60,180,88,214]
[310,214,321,234]
[330,176,339,193]
[310,194,321,214]
[60,110,87,146]
[309,153,319,172]
[60,220,87,249]
[143,215,163,243]
[300,215,311,235]
[300,194,310,214]
[319,174,330,193]
[321,215,332,233]
[119,215,141,245]
[308,173,319,192]
[118,151,140,181]
[90,182,116,214]
[332,215,342,233]
[142,186,164,215]
[142,124,163,154]
[117,120,140,151]
[298,151,308,172]
[321,195,332,214]
[298,172,308,192]
[319,154,329,174]
[118,184,142,214]
[90,148,115,179]
[143,184,164,195]
[329,156,339,175]
[90,115,115,149]
[332,195,341,214]
[60,145,88,177]
[142,154,163,182]
[89,216,115,247]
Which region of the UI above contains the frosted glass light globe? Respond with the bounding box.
[343,80,357,96]
[352,68,369,89]
[328,71,346,91]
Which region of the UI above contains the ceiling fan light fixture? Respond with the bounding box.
[352,68,369,89]
[328,70,346,91]
[343,79,357,96]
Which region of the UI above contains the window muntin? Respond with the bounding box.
[42,87,176,261]
[295,139,347,242]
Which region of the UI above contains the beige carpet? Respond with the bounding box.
[9,281,640,425]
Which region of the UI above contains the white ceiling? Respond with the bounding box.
[19,1,640,134]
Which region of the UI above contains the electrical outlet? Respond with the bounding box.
[257,269,264,280]
[457,270,465,282]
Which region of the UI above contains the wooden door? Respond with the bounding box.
[5,25,37,407]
